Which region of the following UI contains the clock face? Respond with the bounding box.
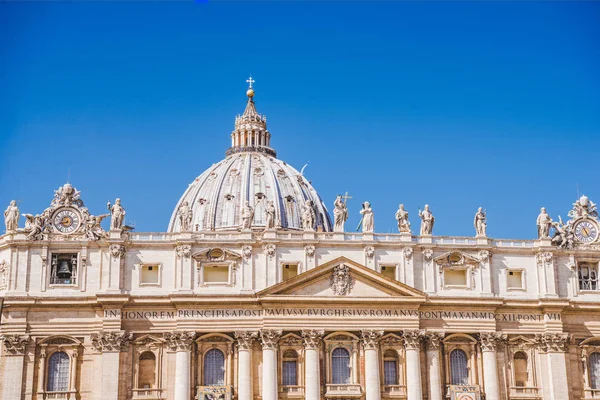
[52,208,81,234]
[574,220,599,243]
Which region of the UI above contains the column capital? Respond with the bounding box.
[235,330,258,350]
[163,331,196,352]
[425,331,444,351]
[403,329,425,350]
[260,329,282,350]
[0,334,30,355]
[479,332,506,352]
[360,329,384,350]
[91,330,133,352]
[302,329,324,350]
[535,332,570,353]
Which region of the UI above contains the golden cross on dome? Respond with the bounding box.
[246,75,255,89]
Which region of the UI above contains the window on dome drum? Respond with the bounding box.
[383,350,399,385]
[449,349,469,385]
[331,348,351,384]
[445,269,467,287]
[47,351,70,392]
[381,265,396,280]
[579,262,599,291]
[507,270,524,290]
[282,264,298,281]
[513,352,528,387]
[204,349,225,386]
[203,265,230,284]
[140,264,160,285]
[50,253,78,285]
[138,352,156,389]
[282,350,299,386]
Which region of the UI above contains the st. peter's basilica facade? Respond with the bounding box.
[1,82,600,400]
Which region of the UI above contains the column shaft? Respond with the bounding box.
[305,348,320,400]
[364,348,381,400]
[262,347,278,400]
[482,350,499,400]
[174,350,191,400]
[426,348,443,400]
[406,348,422,400]
[238,349,252,400]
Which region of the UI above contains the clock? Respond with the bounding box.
[52,208,81,234]
[574,220,599,244]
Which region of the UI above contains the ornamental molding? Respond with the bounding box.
[279,334,302,347]
[262,244,276,258]
[360,329,383,350]
[176,244,192,259]
[91,331,133,352]
[242,245,253,259]
[422,249,434,262]
[305,245,316,258]
[535,251,553,267]
[364,246,375,259]
[0,259,8,291]
[0,334,30,355]
[479,332,506,351]
[192,247,240,262]
[380,335,402,347]
[434,251,480,267]
[330,264,354,296]
[302,330,324,350]
[403,329,425,350]
[163,331,196,351]
[425,332,444,351]
[478,250,491,262]
[403,247,414,260]
[109,244,126,259]
[235,331,257,350]
[259,330,282,350]
[535,333,570,353]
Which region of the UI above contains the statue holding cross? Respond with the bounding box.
[333,192,351,232]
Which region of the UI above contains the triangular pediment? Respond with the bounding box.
[258,256,425,299]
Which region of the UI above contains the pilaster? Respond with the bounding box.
[535,333,570,400]
[91,330,132,400]
[0,334,29,400]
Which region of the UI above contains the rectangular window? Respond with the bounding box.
[384,360,398,385]
[381,265,396,280]
[445,269,467,287]
[50,253,78,285]
[282,361,297,386]
[282,264,298,281]
[204,265,229,284]
[140,265,160,285]
[579,263,599,291]
[507,270,524,290]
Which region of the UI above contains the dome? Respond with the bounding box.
[168,80,332,233]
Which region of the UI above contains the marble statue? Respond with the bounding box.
[177,201,193,231]
[4,200,19,232]
[395,204,411,233]
[107,198,126,230]
[302,200,316,231]
[569,195,598,219]
[333,195,348,232]
[52,183,81,207]
[474,207,487,237]
[265,201,276,230]
[551,216,574,249]
[241,201,254,230]
[84,214,109,241]
[418,204,435,235]
[23,214,44,241]
[359,202,374,233]
[537,207,552,239]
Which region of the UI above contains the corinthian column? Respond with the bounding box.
[302,330,324,400]
[260,330,282,400]
[479,332,505,400]
[0,335,30,400]
[91,331,133,400]
[425,332,444,400]
[361,330,383,400]
[403,330,424,400]
[235,331,257,400]
[164,331,196,400]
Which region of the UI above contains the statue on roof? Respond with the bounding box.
[536,207,552,239]
[333,195,348,232]
[395,204,411,233]
[359,202,374,233]
[84,213,109,241]
[107,198,126,230]
[4,200,20,232]
[474,207,487,237]
[551,216,574,249]
[418,204,434,236]
[177,201,193,231]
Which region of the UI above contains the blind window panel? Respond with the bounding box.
[204,349,225,386]
[47,352,70,392]
[331,348,351,384]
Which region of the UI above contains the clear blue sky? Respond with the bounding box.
[1,1,599,238]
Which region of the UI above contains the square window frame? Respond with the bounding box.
[506,268,526,291]
[379,263,398,281]
[279,261,302,283]
[197,262,235,287]
[443,266,471,290]
[138,263,163,287]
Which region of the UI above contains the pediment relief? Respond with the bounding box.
[443,333,477,344]
[134,335,165,346]
[279,333,302,347]
[434,251,480,267]
[257,256,425,299]
[192,248,241,262]
[508,335,536,347]
[39,335,82,346]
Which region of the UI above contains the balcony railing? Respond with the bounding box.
[196,385,233,400]
[383,385,407,397]
[509,386,540,398]
[132,388,164,399]
[41,392,77,400]
[584,389,600,399]
[280,385,305,397]
[325,383,362,398]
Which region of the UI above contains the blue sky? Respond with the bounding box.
[1,1,599,238]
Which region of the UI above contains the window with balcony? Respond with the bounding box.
[204,349,225,386]
[383,350,398,385]
[331,348,351,384]
[47,351,70,392]
[282,350,299,386]
[450,349,469,385]
[50,253,78,285]
[579,263,599,291]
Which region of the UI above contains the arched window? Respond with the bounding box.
[590,352,600,389]
[47,351,70,392]
[383,350,398,385]
[331,348,351,384]
[138,351,156,389]
[204,349,225,386]
[450,349,468,385]
[513,352,528,387]
[282,350,298,386]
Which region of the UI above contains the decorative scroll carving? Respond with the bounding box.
[403,247,413,260]
[0,334,30,355]
[235,331,257,350]
[242,245,253,259]
[91,331,133,352]
[402,329,425,350]
[535,251,553,267]
[305,245,315,258]
[479,332,506,351]
[425,332,444,351]
[364,246,375,259]
[380,335,402,347]
[175,244,192,259]
[0,259,8,291]
[360,329,383,350]
[422,249,433,262]
[301,330,324,350]
[535,333,570,352]
[479,250,491,262]
[109,244,126,259]
[330,264,354,296]
[280,335,302,347]
[259,330,282,350]
[163,331,196,351]
[262,244,276,258]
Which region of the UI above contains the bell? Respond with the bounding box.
[57,260,71,278]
